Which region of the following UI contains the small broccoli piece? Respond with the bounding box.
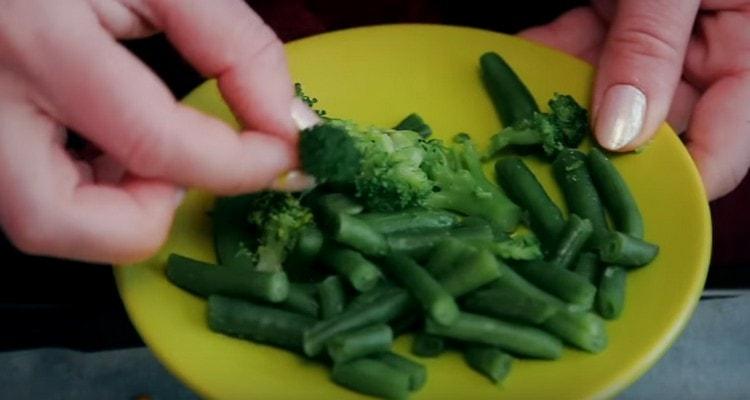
[486,93,589,158]
[294,82,326,116]
[300,119,434,212]
[422,137,521,233]
[245,192,315,272]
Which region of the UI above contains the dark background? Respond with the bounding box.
[2,0,747,351]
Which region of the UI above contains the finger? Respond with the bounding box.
[0,97,181,264]
[518,7,608,65]
[592,0,700,151]
[87,0,158,39]
[685,73,750,200]
[8,0,299,194]
[139,0,308,141]
[666,80,701,134]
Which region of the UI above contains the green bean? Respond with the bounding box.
[424,238,472,277]
[318,276,346,319]
[479,52,539,127]
[212,195,256,268]
[370,352,427,391]
[346,284,401,310]
[462,287,556,325]
[588,148,644,238]
[321,246,383,292]
[394,112,432,138]
[386,219,494,260]
[463,346,513,384]
[358,210,462,235]
[381,254,460,326]
[207,295,315,353]
[279,284,319,318]
[316,193,364,216]
[411,332,446,358]
[541,306,608,353]
[549,214,594,270]
[495,157,565,250]
[303,287,412,357]
[572,252,600,283]
[326,324,393,364]
[331,358,410,400]
[596,266,627,320]
[284,226,324,281]
[437,249,501,297]
[552,149,610,246]
[329,213,389,257]
[425,312,563,360]
[166,254,288,303]
[511,260,597,309]
[599,231,659,268]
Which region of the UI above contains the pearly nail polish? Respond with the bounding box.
[595,84,646,150]
[290,98,321,131]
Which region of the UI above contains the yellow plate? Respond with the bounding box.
[115,24,711,399]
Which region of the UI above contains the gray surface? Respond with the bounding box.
[1,296,749,400]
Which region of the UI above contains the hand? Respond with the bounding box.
[519,0,750,200]
[0,0,319,263]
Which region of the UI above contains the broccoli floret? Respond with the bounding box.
[421,136,521,233]
[245,191,315,272]
[485,93,589,158]
[294,83,326,116]
[300,119,433,211]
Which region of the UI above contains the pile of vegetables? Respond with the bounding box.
[164,51,659,399]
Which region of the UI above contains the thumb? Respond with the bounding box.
[592,0,699,151]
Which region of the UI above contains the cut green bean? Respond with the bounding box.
[511,260,597,309]
[207,295,315,353]
[588,148,644,238]
[346,284,401,310]
[284,225,324,281]
[326,324,393,364]
[495,157,565,250]
[331,358,410,400]
[321,246,383,292]
[437,249,502,297]
[553,149,610,245]
[596,266,627,319]
[394,112,432,138]
[425,312,563,359]
[480,52,539,127]
[381,254,460,326]
[411,332,446,358]
[329,213,389,257]
[212,195,256,268]
[572,252,600,283]
[316,193,364,216]
[386,219,493,260]
[318,276,346,319]
[424,238,472,277]
[303,287,412,357]
[542,306,608,353]
[463,346,513,384]
[166,254,288,303]
[549,214,593,270]
[358,209,462,235]
[462,287,556,325]
[371,352,427,391]
[280,284,319,318]
[599,231,659,268]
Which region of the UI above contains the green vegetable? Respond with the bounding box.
[381,254,460,326]
[494,157,565,251]
[370,352,427,391]
[596,266,627,319]
[326,324,394,364]
[588,148,644,238]
[481,233,544,261]
[212,195,256,268]
[166,254,289,303]
[303,287,412,357]
[394,113,432,138]
[411,333,446,358]
[358,209,463,235]
[318,276,346,319]
[462,287,556,325]
[321,246,383,292]
[463,346,513,384]
[436,249,502,297]
[207,295,315,353]
[327,212,389,257]
[542,306,608,353]
[385,218,494,260]
[284,225,324,281]
[331,358,411,400]
[480,51,539,127]
[425,312,563,360]
[511,260,597,310]
[599,231,659,268]
[315,193,364,216]
[424,238,471,277]
[280,284,319,318]
[553,149,610,245]
[572,252,600,283]
[549,214,594,270]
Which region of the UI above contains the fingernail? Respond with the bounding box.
[270,170,316,192]
[290,98,321,131]
[174,187,186,207]
[595,84,646,150]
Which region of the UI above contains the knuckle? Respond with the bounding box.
[609,21,682,64]
[122,131,170,177]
